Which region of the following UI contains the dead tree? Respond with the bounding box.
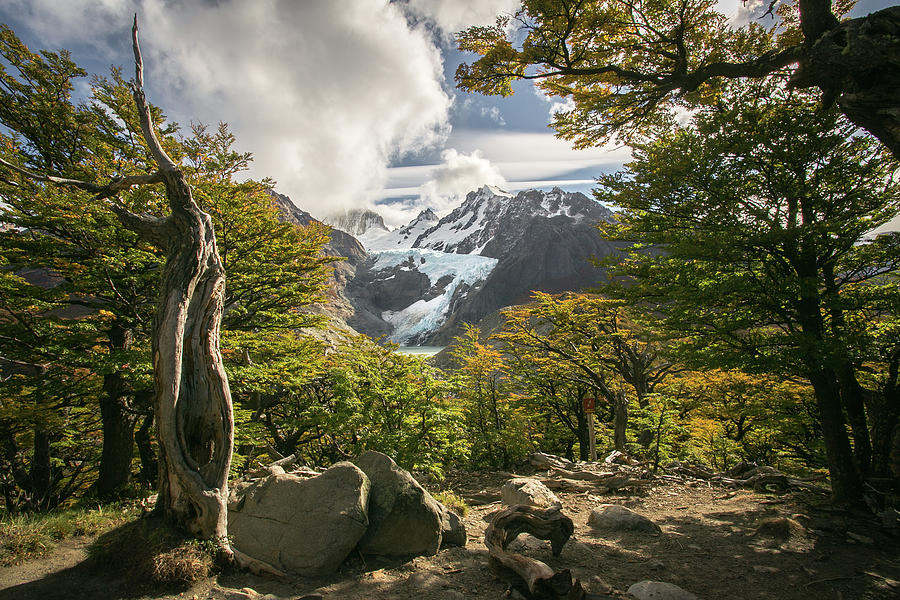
[0,18,275,572]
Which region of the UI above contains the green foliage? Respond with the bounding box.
[455,0,789,147]
[450,325,533,468]
[597,77,900,498]
[231,335,468,479]
[433,490,469,516]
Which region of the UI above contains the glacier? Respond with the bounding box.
[374,248,498,344]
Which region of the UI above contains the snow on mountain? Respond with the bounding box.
[358,207,438,252]
[325,208,388,237]
[326,185,619,345]
[372,249,498,344]
[412,185,612,257]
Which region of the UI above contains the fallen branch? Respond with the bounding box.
[484,504,587,599]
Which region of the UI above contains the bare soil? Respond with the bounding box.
[1,469,898,600]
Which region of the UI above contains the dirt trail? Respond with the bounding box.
[1,471,898,600]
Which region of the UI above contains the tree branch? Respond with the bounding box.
[130,15,178,174]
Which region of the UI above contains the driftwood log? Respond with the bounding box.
[484,504,602,599]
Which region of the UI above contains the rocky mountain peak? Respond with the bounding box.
[412,186,613,258]
[325,208,389,236]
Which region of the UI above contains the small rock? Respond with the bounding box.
[589,505,661,534]
[509,534,550,552]
[649,560,666,570]
[443,591,467,600]
[209,587,256,600]
[752,565,779,573]
[627,580,699,600]
[591,575,614,593]
[501,478,561,508]
[440,506,467,548]
[570,541,592,553]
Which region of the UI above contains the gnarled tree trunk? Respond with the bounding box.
[125,21,233,541]
[148,177,233,539]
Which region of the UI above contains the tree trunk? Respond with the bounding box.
[792,6,900,158]
[836,362,872,476]
[97,374,136,498]
[30,427,52,510]
[126,20,233,543]
[613,391,628,452]
[808,369,863,504]
[150,172,233,540]
[97,323,136,499]
[135,412,158,487]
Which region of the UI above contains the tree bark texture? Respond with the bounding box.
[613,391,627,452]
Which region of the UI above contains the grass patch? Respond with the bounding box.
[88,516,220,591]
[434,490,469,516]
[0,503,138,566]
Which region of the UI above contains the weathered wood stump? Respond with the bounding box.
[485,504,605,599]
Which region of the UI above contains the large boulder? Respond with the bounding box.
[501,477,561,508]
[588,504,661,534]
[228,461,370,576]
[355,451,455,556]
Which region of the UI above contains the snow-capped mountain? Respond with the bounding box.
[274,186,622,345]
[358,208,438,252]
[350,186,620,344]
[413,185,612,258]
[325,208,388,237]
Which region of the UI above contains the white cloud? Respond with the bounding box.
[0,0,453,220]
[480,106,506,126]
[534,87,576,121]
[715,0,766,26]
[405,0,521,32]
[418,148,505,214]
[448,129,631,169]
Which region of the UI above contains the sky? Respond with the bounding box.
[0,0,895,228]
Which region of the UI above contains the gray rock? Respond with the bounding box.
[355,451,444,556]
[627,581,699,600]
[440,505,467,548]
[509,533,550,552]
[588,505,661,534]
[501,477,561,508]
[228,461,369,576]
[208,587,258,600]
